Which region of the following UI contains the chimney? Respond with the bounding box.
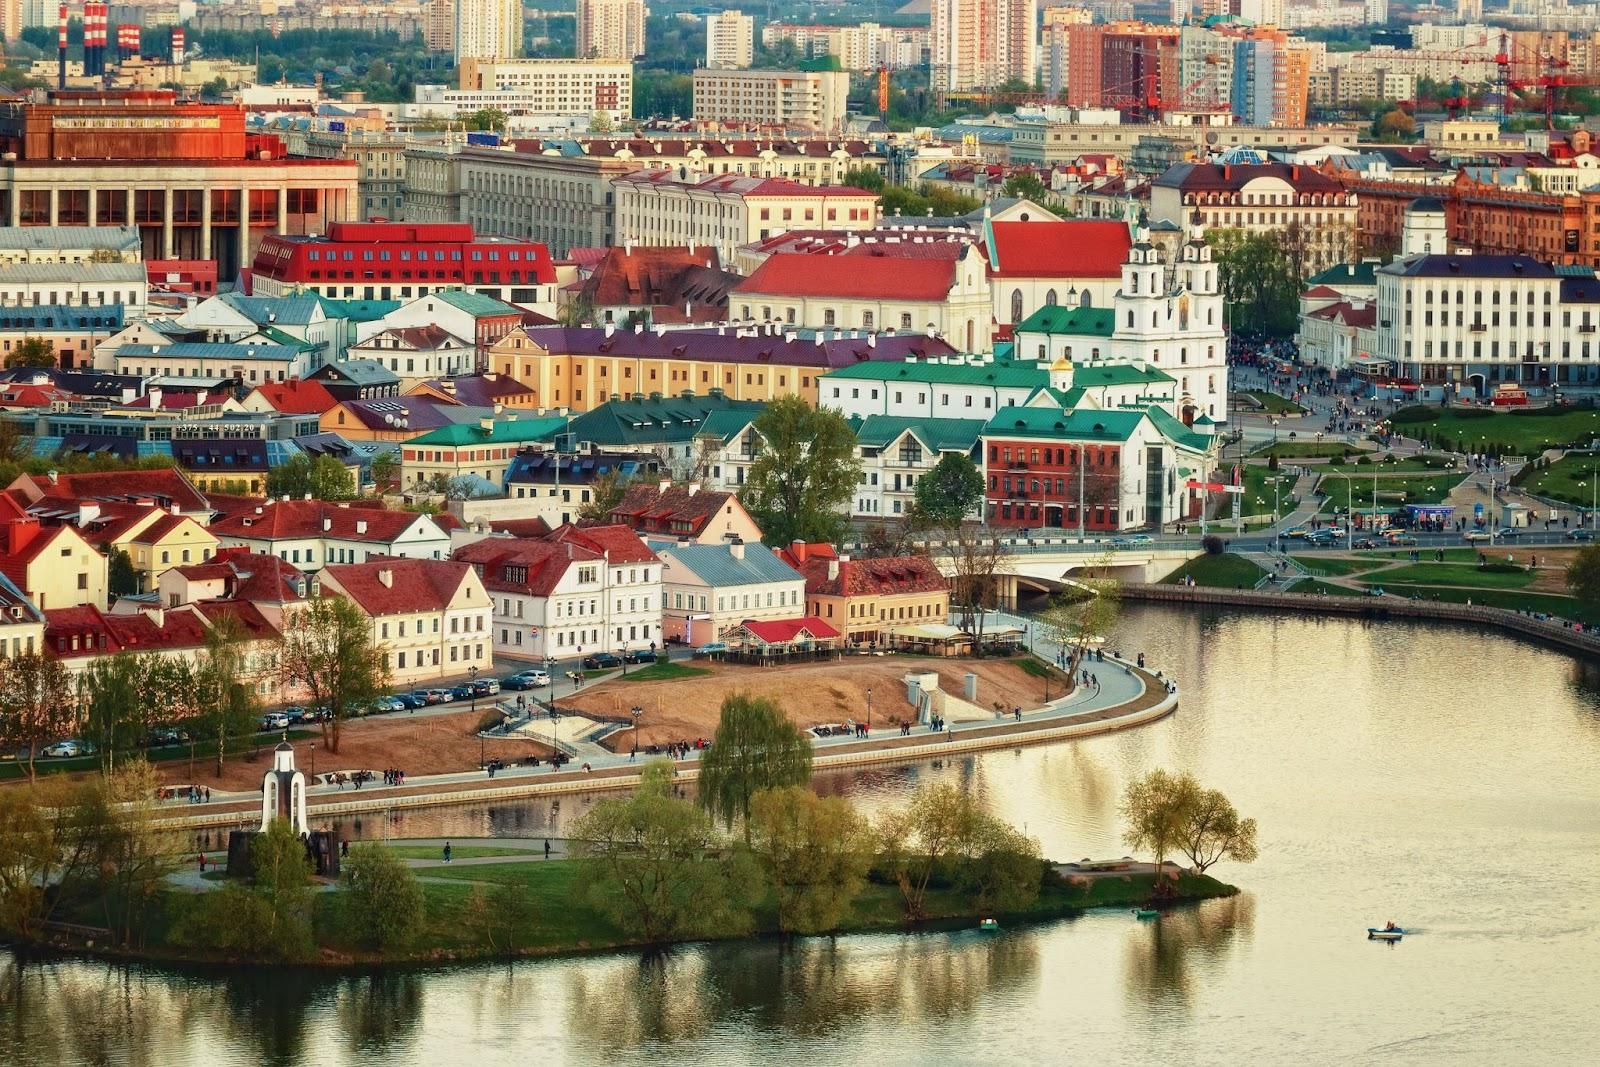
[46,469,58,485]
[658,479,671,494]
[789,539,807,562]
[377,568,394,588]
[686,481,700,496]
[57,4,66,91]
[827,558,840,581]
[322,517,332,531]
[148,386,162,410]
[77,502,100,526]
[729,541,745,560]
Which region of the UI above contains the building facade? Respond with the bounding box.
[930,0,1038,92]
[706,9,754,69]
[691,69,850,132]
[577,0,646,61]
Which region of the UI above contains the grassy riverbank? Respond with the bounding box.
[1161,553,1264,588]
[31,857,1237,969]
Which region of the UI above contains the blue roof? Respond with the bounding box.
[648,540,803,588]
[118,342,301,362]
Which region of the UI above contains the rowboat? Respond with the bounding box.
[1367,929,1403,942]
[1133,909,1159,920]
[979,918,1000,932]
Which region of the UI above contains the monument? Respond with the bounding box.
[225,739,340,877]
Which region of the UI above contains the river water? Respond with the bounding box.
[3,605,1599,1065]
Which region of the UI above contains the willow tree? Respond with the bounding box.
[697,693,813,838]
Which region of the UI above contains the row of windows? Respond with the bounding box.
[379,613,487,640]
[394,643,485,670]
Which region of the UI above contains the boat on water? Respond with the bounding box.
[1367,925,1405,941]
[979,918,1000,932]
[1133,909,1159,920]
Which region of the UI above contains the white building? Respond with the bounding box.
[850,416,987,520]
[209,501,454,572]
[454,524,662,662]
[648,539,806,647]
[452,59,634,121]
[705,9,754,69]
[577,0,646,61]
[930,0,1037,93]
[691,68,850,132]
[456,0,521,66]
[0,261,146,311]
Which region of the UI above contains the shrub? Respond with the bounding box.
[1390,405,1439,424]
[1267,454,1279,471]
[1353,455,1369,466]
[1201,534,1225,555]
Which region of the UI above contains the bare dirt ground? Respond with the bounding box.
[567,655,1064,750]
[150,710,553,791]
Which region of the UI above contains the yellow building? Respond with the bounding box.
[318,559,494,687]
[0,517,108,612]
[486,325,959,413]
[81,505,220,594]
[778,542,950,647]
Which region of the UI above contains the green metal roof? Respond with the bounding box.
[563,394,766,447]
[854,416,986,452]
[982,407,1145,442]
[435,289,523,317]
[1145,406,1215,452]
[406,416,569,447]
[1306,261,1379,288]
[314,296,403,322]
[1073,363,1175,386]
[696,407,762,443]
[823,360,1047,388]
[649,540,803,588]
[1013,305,1117,337]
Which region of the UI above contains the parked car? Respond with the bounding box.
[582,651,622,670]
[371,695,406,714]
[289,706,323,724]
[1281,526,1309,539]
[695,642,729,656]
[1385,533,1418,546]
[147,726,189,747]
[1304,529,1336,545]
[41,739,93,759]
[506,669,550,688]
[1127,533,1155,546]
[447,684,477,701]
[260,712,290,731]
[281,706,306,722]
[1464,530,1492,542]
[622,648,656,664]
[421,689,451,705]
[471,678,501,696]
[1568,528,1596,542]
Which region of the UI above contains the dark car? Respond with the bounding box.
[394,692,425,709]
[1568,528,1596,542]
[502,673,541,690]
[622,648,656,664]
[582,652,622,670]
[449,684,478,701]
[147,726,189,747]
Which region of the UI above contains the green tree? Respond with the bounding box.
[1175,783,1258,874]
[1034,575,1121,682]
[267,453,356,500]
[278,595,390,753]
[1568,545,1600,610]
[95,760,174,948]
[172,819,315,960]
[463,879,537,956]
[743,396,862,545]
[697,694,814,838]
[107,549,140,597]
[1121,769,1195,896]
[1372,105,1416,141]
[465,108,508,132]
[876,782,1038,919]
[78,653,164,769]
[843,167,887,193]
[336,844,425,952]
[748,786,872,933]
[912,452,985,529]
[0,652,74,781]
[570,760,759,942]
[1000,171,1050,202]
[5,337,55,369]
[1211,229,1300,336]
[193,612,270,777]
[588,109,615,134]
[369,451,399,489]
[576,469,631,523]
[958,815,1043,911]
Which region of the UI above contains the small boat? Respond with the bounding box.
[1133,909,1159,920]
[1367,929,1403,942]
[979,918,1000,932]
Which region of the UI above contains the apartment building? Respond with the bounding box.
[691,69,850,132]
[455,58,633,120]
[930,0,1037,92]
[761,22,928,71]
[1150,163,1357,273]
[577,0,646,60]
[705,9,754,69]
[455,0,521,65]
[320,558,493,685]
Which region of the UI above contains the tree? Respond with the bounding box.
[570,760,759,942]
[465,108,508,132]
[463,879,537,956]
[912,453,985,529]
[1121,769,1196,896]
[1175,785,1258,874]
[1001,171,1050,203]
[336,844,425,952]
[743,396,862,546]
[577,469,631,523]
[278,595,390,753]
[172,819,315,960]
[78,653,166,770]
[958,815,1043,911]
[369,451,400,490]
[267,452,356,501]
[876,782,1038,919]
[588,109,615,134]
[1035,574,1121,682]
[444,475,493,500]
[697,694,814,837]
[4,336,55,369]
[843,167,887,193]
[933,522,1013,650]
[1568,545,1600,610]
[193,612,270,777]
[0,653,74,780]
[107,549,140,598]
[1372,105,1416,141]
[95,760,172,949]
[1210,229,1300,336]
[748,786,872,934]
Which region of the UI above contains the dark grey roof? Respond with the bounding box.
[1379,254,1556,279]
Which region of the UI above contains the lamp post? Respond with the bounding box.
[1324,470,1356,550]
[309,742,316,786]
[1272,416,1280,447]
[550,708,561,764]
[621,639,630,677]
[866,688,872,731]
[631,704,642,743]
[545,655,556,707]
[470,664,482,769]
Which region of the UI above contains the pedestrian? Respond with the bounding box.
[204,787,210,803]
[198,852,206,873]
[1013,705,1022,722]
[544,839,552,860]
[340,839,349,858]
[442,842,452,863]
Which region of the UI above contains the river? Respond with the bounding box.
[3,605,1599,1065]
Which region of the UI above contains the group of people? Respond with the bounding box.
[163,785,210,804]
[382,768,407,787]
[645,739,707,760]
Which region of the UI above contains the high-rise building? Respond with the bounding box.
[1042,7,1093,100]
[1234,0,1283,26]
[577,0,646,61]
[930,0,1038,92]
[705,9,754,70]
[1364,0,1389,24]
[692,68,851,131]
[1229,30,1309,127]
[0,0,22,44]
[423,0,456,54]
[456,0,521,65]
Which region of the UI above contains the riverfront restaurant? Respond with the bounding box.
[719,616,842,664]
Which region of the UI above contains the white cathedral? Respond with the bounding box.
[1015,224,1230,428]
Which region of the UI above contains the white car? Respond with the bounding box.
[260,712,290,731]
[42,740,93,758]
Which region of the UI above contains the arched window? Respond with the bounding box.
[1126,311,1134,328]
[1045,288,1057,306]
[1080,290,1092,308]
[1010,289,1023,322]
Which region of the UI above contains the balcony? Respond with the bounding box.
[1468,322,1486,332]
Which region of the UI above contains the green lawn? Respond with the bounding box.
[1378,547,1479,562]
[1253,441,1367,461]
[1358,585,1596,625]
[1240,390,1307,416]
[1319,471,1463,507]
[616,660,712,683]
[386,845,542,860]
[1515,453,1600,508]
[1364,562,1535,590]
[1240,465,1296,519]
[1161,553,1266,588]
[1394,405,1600,454]
[1292,579,1358,596]
[1290,555,1380,576]
[1321,453,1459,474]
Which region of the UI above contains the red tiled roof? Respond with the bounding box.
[487,516,552,538]
[0,383,74,408]
[194,599,281,640]
[44,604,211,659]
[740,616,841,642]
[1302,285,1342,298]
[736,253,957,301]
[547,523,658,564]
[607,483,741,538]
[987,220,1130,279]
[794,553,949,598]
[249,378,339,415]
[209,499,437,543]
[8,468,210,515]
[0,519,62,589]
[321,558,474,616]
[454,537,589,598]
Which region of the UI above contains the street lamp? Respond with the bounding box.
[550,708,562,765]
[470,664,483,769]
[545,655,556,707]
[309,742,316,786]
[866,688,872,731]
[631,704,642,743]
[621,639,630,677]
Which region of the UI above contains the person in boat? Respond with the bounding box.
[1384,921,1396,931]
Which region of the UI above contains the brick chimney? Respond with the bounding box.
[789,539,807,562]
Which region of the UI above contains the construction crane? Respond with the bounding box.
[1492,30,1600,127]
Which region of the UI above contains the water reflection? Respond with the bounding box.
[1122,895,1256,1015]
[216,969,325,1066]
[338,972,425,1055]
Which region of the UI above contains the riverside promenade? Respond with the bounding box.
[155,621,1177,831]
